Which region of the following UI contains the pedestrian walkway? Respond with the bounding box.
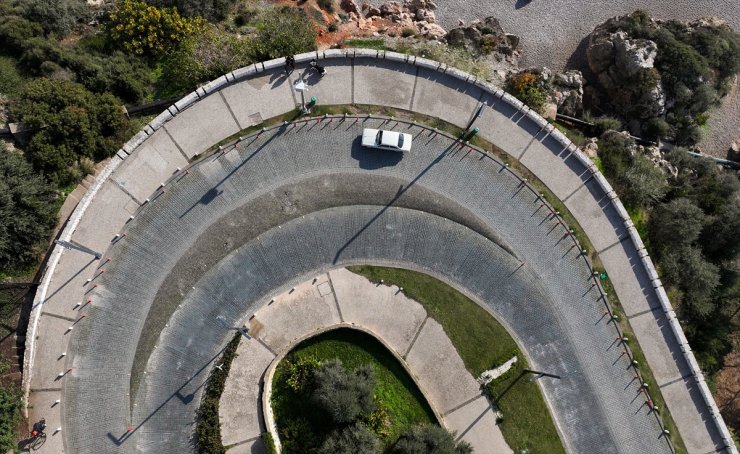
[219,268,511,454]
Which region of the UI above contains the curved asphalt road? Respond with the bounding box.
[65,120,668,453]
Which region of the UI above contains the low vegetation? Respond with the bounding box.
[271,328,448,453]
[347,266,565,454]
[195,334,241,454]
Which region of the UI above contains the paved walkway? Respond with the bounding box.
[219,268,511,454]
[23,51,732,454]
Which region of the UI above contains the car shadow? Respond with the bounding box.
[350,137,403,169]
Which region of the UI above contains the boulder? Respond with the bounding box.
[446,16,514,57]
[583,138,599,158]
[364,4,381,17]
[419,22,446,40]
[341,0,361,15]
[415,8,436,23]
[614,37,657,78]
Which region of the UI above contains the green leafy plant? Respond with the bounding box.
[0,147,59,273]
[391,424,472,454]
[106,0,205,57]
[249,7,317,62]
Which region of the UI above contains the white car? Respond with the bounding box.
[361,128,412,152]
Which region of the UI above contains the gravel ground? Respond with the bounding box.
[383,0,740,71]
[364,0,740,155]
[699,75,739,158]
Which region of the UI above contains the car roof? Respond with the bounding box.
[379,130,401,147]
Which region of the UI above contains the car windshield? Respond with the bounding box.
[397,135,404,148]
[376,131,382,144]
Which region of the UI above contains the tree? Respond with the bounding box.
[312,360,376,425]
[0,147,58,273]
[106,0,205,57]
[161,26,252,94]
[648,198,705,252]
[319,424,380,454]
[700,198,740,261]
[659,246,719,318]
[146,0,238,22]
[249,7,317,62]
[621,155,668,208]
[391,424,472,454]
[642,117,670,141]
[22,0,88,37]
[11,78,131,186]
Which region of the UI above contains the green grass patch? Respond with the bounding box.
[272,328,436,450]
[347,266,565,453]
[627,206,649,242]
[343,39,388,51]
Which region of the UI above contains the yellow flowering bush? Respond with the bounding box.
[106,0,204,56]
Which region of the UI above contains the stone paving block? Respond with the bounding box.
[112,129,188,203]
[250,277,341,353]
[71,180,137,254]
[42,248,99,319]
[26,389,62,454]
[475,101,534,159]
[660,378,726,453]
[520,138,587,200]
[353,58,416,110]
[330,268,426,355]
[404,318,481,414]
[412,68,481,128]
[219,339,274,446]
[31,314,77,390]
[165,92,240,158]
[226,438,267,454]
[564,178,625,252]
[295,60,352,106]
[443,396,512,454]
[629,311,689,386]
[598,241,659,317]
[220,70,295,130]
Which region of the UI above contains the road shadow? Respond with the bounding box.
[514,0,532,9]
[350,137,403,169]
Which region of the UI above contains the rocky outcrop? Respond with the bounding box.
[355,0,443,39]
[446,17,518,57]
[587,25,665,121]
[550,70,584,116]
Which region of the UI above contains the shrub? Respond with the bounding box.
[508,71,547,114]
[319,424,379,454]
[317,0,335,13]
[642,117,670,141]
[0,16,44,57]
[648,197,705,252]
[621,155,668,208]
[249,7,317,62]
[0,359,24,453]
[312,359,376,425]
[146,0,238,22]
[286,356,319,393]
[328,22,338,33]
[11,78,131,187]
[196,334,240,454]
[0,56,23,96]
[0,147,59,273]
[106,0,205,57]
[401,27,416,38]
[22,0,88,37]
[161,25,252,94]
[591,116,622,136]
[391,424,472,454]
[700,198,740,261]
[658,246,719,318]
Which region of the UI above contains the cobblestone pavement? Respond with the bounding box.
[220,268,511,453]
[63,120,670,453]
